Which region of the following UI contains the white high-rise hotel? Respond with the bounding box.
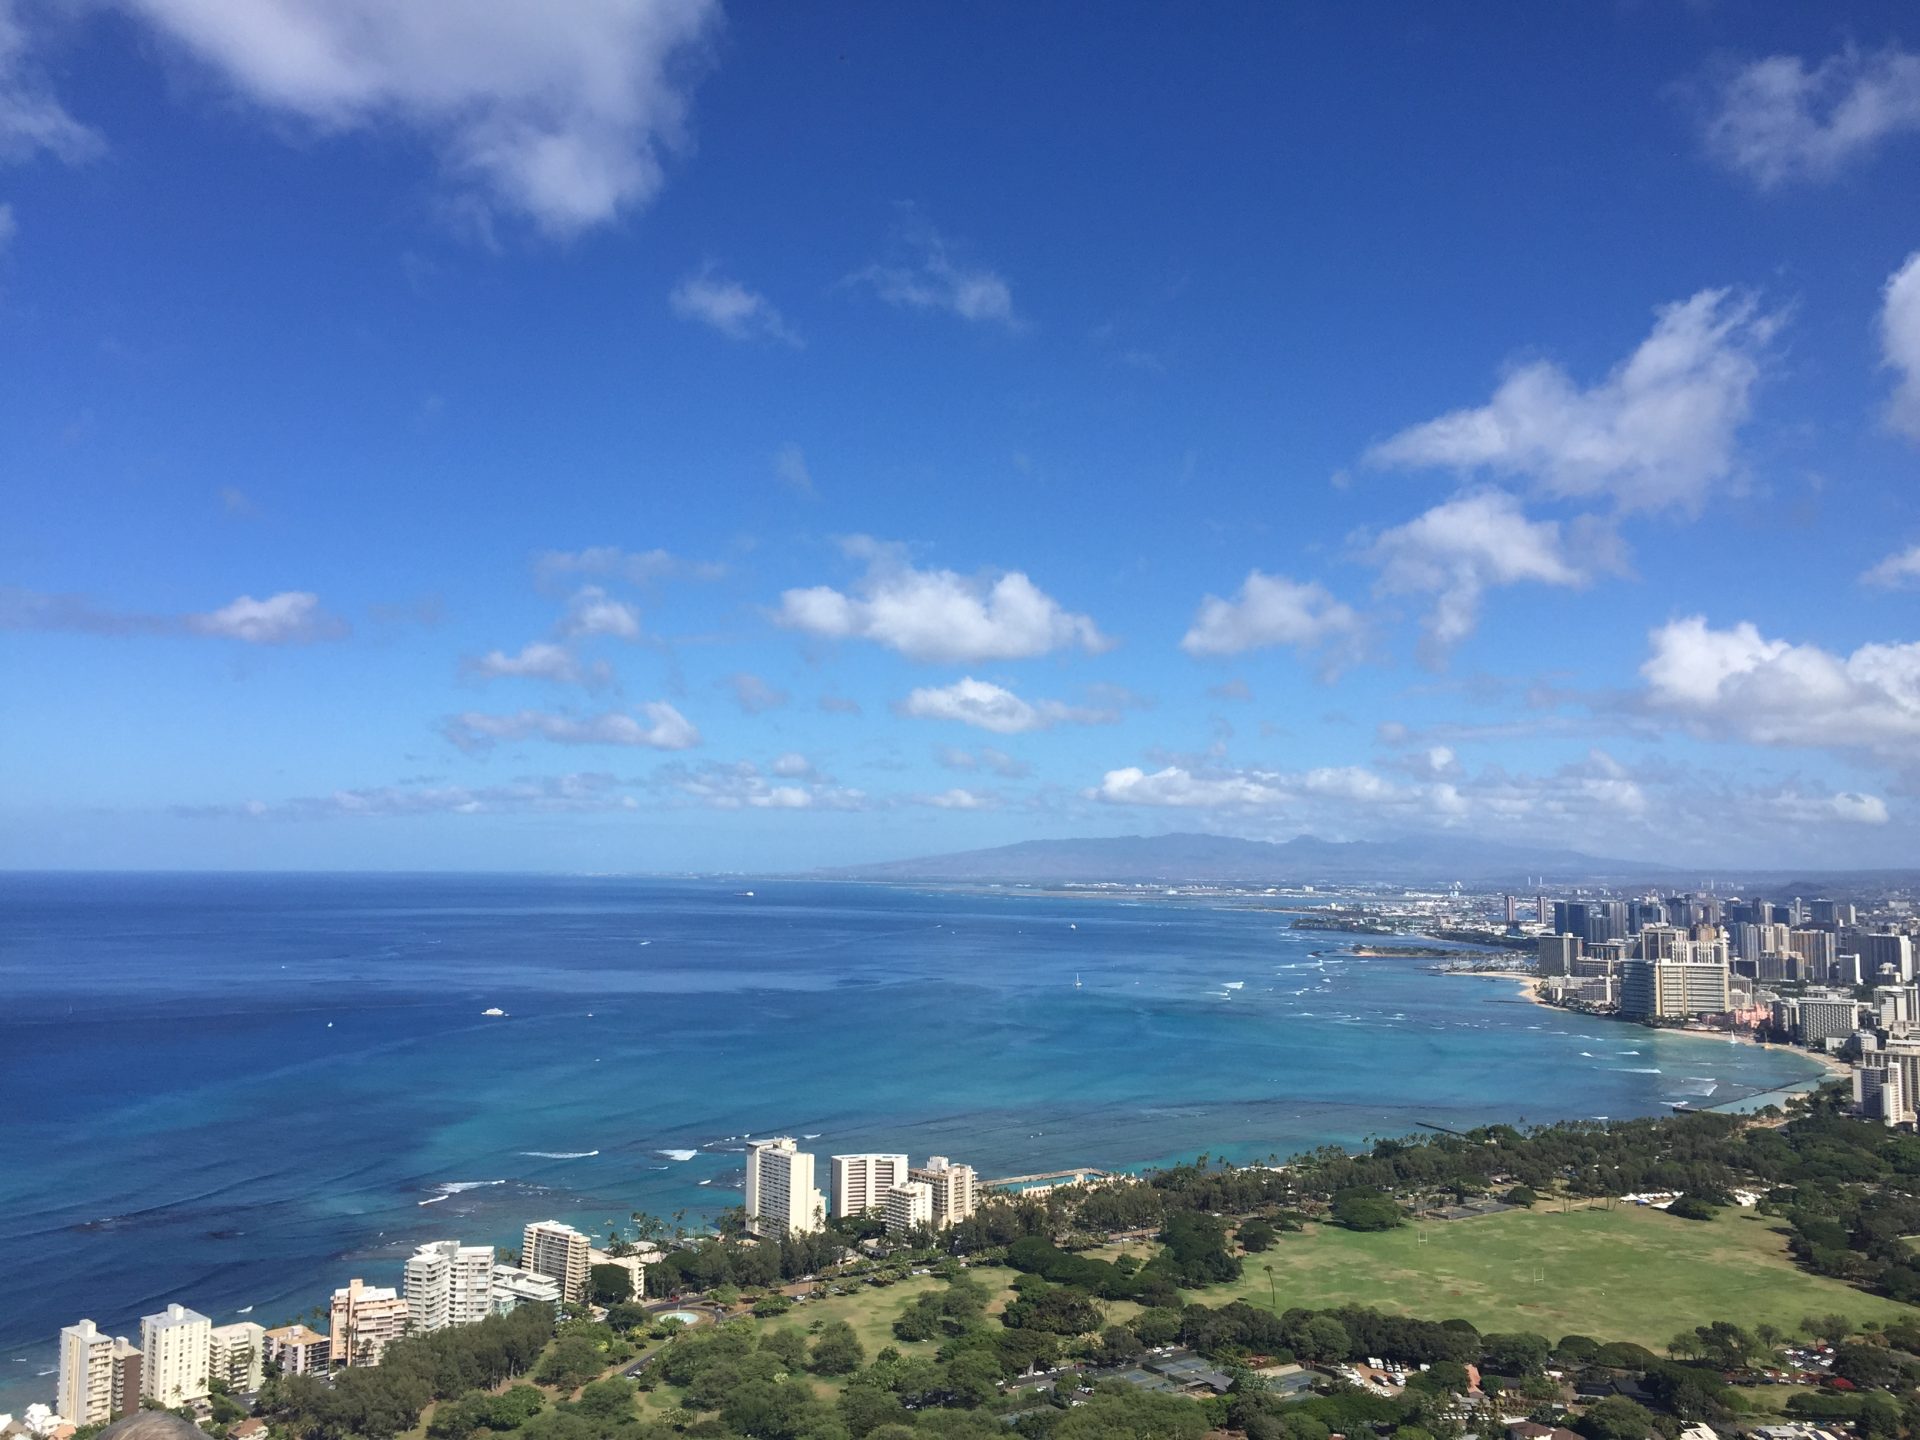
[406,1241,496,1331]
[523,1221,592,1306]
[746,1138,826,1237]
[830,1153,909,1218]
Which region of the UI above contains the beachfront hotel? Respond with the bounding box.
[522,1220,592,1306]
[829,1153,909,1218]
[405,1241,496,1331]
[745,1137,826,1238]
[910,1156,979,1227]
[883,1180,934,1238]
[57,1320,140,1426]
[328,1279,409,1367]
[1618,955,1733,1019]
[139,1303,211,1408]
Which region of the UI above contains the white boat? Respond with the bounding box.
[1074,973,1082,988]
[482,1007,506,1017]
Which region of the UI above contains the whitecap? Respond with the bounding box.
[1617,1067,1662,1074]
[1224,981,1245,990]
[802,1133,821,1140]
[523,1150,599,1159]
[658,1149,697,1161]
[1580,1052,1596,1058]
[437,1180,506,1194]
[418,1194,449,1206]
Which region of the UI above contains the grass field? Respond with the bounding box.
[1203,1204,1917,1348]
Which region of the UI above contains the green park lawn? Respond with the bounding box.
[1204,1203,1917,1349]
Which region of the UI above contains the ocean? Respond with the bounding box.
[0,872,1820,1406]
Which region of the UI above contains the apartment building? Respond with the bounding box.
[208,1321,265,1393]
[261,1324,330,1377]
[491,1266,564,1314]
[745,1138,826,1238]
[883,1181,934,1238]
[522,1221,592,1306]
[830,1153,909,1218]
[909,1156,978,1228]
[140,1304,211,1408]
[405,1241,496,1331]
[329,1279,409,1367]
[57,1321,138,1426]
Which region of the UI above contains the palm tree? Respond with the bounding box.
[1264,1263,1276,1313]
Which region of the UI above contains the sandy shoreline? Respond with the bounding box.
[1438,966,1852,1082]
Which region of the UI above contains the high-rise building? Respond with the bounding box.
[58,1321,122,1426]
[522,1221,592,1306]
[261,1325,329,1377]
[490,1266,563,1314]
[830,1154,910,1218]
[1857,1062,1911,1126]
[883,1181,934,1238]
[208,1321,265,1393]
[1864,933,1915,983]
[745,1138,826,1237]
[140,1304,211,1408]
[1618,957,1731,1019]
[328,1279,409,1367]
[1503,895,1517,927]
[909,1156,978,1228]
[1793,991,1863,1048]
[1536,893,1549,924]
[405,1242,496,1331]
[1536,934,1579,976]
[1636,924,1683,960]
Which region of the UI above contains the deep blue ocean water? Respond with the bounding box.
[0,873,1822,1407]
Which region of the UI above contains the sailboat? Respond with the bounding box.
[1074,973,1082,989]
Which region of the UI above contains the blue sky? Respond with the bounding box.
[4,2,1920,872]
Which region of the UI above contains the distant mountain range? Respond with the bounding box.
[827,831,1673,886]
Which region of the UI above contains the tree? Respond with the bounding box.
[533,1336,604,1391]
[1667,1194,1717,1222]
[1577,1396,1657,1440]
[811,1320,865,1376]
[588,1263,632,1305]
[1240,1218,1280,1252]
[1330,1188,1403,1231]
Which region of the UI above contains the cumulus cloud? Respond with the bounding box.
[1865,543,1920,590]
[1640,615,1920,761]
[652,759,865,810]
[773,442,815,496]
[1700,45,1920,188]
[0,586,347,644]
[558,585,642,639]
[775,538,1107,663]
[177,771,638,819]
[846,213,1016,328]
[110,0,719,235]
[464,641,610,688]
[1365,289,1775,513]
[896,677,1118,735]
[0,1,104,164]
[670,264,801,345]
[1882,251,1920,441]
[1181,571,1362,660]
[442,702,698,752]
[770,751,814,779]
[726,671,789,715]
[1365,490,1588,654]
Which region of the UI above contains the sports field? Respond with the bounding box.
[1205,1203,1916,1348]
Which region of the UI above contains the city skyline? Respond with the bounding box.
[4,4,1920,872]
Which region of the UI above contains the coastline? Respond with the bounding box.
[1436,965,1851,1084]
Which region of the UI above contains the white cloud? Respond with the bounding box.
[0,1,104,164]
[846,214,1016,328]
[1881,251,1920,441]
[1365,289,1774,512]
[187,591,346,643]
[670,264,800,345]
[113,0,719,235]
[653,760,865,811]
[918,787,994,810]
[773,442,815,496]
[770,751,814,779]
[775,539,1107,663]
[442,702,698,752]
[1830,791,1891,825]
[1864,543,1920,590]
[177,771,639,819]
[1365,490,1587,653]
[897,676,1117,735]
[1640,615,1920,761]
[1,586,347,643]
[464,640,609,688]
[1181,571,1362,659]
[1700,45,1920,188]
[1092,765,1293,809]
[726,671,789,715]
[559,584,642,639]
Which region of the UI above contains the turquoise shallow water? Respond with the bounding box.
[0,873,1821,1405]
